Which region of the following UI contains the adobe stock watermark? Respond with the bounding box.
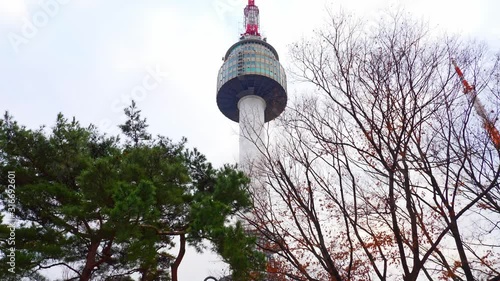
[7,0,72,53]
[213,0,241,20]
[4,171,16,274]
[99,65,169,132]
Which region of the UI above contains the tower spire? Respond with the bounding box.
[243,0,260,37]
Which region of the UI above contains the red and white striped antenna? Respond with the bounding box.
[452,59,500,150]
[243,0,260,37]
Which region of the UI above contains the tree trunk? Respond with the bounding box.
[449,211,475,281]
[80,240,99,281]
[171,234,186,281]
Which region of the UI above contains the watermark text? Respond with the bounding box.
[5,171,16,273]
[8,0,72,53]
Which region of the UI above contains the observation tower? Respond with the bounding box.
[217,0,287,169]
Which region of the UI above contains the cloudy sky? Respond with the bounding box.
[1,0,500,280]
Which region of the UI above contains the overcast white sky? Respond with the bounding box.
[1,0,500,280]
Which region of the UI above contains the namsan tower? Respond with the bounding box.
[217,0,287,170]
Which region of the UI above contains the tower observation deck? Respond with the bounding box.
[216,37,287,122]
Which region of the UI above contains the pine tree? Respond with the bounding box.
[0,104,264,281]
[118,100,151,147]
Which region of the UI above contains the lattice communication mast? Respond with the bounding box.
[243,0,260,37]
[452,59,500,150]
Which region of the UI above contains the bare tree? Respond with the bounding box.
[244,10,500,281]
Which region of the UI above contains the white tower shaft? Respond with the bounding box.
[238,95,266,174]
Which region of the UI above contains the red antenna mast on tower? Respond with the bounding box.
[243,0,260,37]
[452,59,500,150]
